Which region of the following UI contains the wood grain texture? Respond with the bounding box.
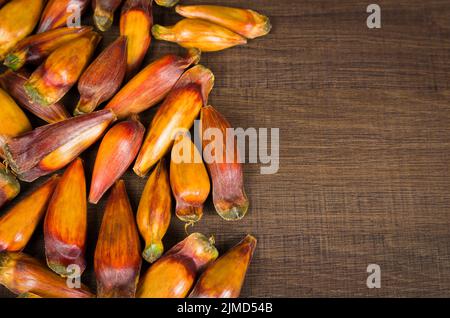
[1,0,450,297]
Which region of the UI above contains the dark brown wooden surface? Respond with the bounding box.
[2,0,450,297]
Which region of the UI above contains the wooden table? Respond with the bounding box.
[1,0,450,297]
